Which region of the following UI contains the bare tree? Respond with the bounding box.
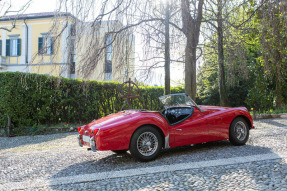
[134,0,185,93]
[181,0,204,100]
[164,0,171,95]
[216,0,228,106]
[52,0,205,100]
[137,0,205,98]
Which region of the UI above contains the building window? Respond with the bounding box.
[71,24,76,36]
[71,38,76,63]
[38,36,54,55]
[11,39,18,56]
[6,38,21,57]
[70,38,76,75]
[0,40,2,56]
[105,33,113,81]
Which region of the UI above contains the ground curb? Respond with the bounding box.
[1,152,286,190]
[253,113,287,120]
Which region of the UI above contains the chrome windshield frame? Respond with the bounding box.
[159,93,203,112]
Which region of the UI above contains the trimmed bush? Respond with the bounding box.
[0,72,183,135]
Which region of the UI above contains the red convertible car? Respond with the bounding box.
[78,93,254,161]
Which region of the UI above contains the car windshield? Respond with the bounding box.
[159,93,196,108]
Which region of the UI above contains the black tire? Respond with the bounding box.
[112,150,128,154]
[229,117,249,146]
[130,126,163,162]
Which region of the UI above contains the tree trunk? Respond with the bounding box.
[217,0,228,106]
[185,39,197,100]
[275,61,282,109]
[7,115,11,137]
[273,13,283,109]
[181,0,204,100]
[253,110,256,120]
[164,1,171,95]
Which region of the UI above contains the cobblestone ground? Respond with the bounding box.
[0,118,287,190]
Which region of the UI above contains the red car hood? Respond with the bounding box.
[83,110,138,131]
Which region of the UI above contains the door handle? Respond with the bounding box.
[176,129,182,131]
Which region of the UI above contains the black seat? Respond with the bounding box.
[163,107,194,124]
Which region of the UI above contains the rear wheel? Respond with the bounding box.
[130,126,162,162]
[229,117,249,146]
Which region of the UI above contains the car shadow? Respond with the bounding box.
[0,132,77,153]
[48,140,282,190]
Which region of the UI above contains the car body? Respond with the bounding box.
[78,93,254,161]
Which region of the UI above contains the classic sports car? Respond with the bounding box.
[78,93,254,161]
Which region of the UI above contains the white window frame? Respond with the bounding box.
[43,36,52,55]
[10,38,18,57]
[104,33,113,80]
[40,33,54,55]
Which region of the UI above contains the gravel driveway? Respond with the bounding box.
[0,118,286,190]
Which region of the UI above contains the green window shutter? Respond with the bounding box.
[38,37,43,53]
[6,39,10,56]
[0,40,2,56]
[50,37,55,54]
[17,39,21,56]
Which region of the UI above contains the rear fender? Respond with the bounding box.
[97,112,169,151]
[130,114,170,148]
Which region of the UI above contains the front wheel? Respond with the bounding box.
[229,117,249,146]
[130,126,162,162]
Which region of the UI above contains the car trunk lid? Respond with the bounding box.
[83,110,137,131]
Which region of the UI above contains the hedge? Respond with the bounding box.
[0,72,184,135]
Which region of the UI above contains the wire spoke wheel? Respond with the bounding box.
[137,132,158,156]
[229,117,249,146]
[234,121,247,141]
[130,126,163,161]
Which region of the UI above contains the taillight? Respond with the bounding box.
[78,127,82,132]
[94,129,99,135]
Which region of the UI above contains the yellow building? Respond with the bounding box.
[0,12,135,82]
[76,21,135,82]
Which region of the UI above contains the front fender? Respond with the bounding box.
[231,107,254,129]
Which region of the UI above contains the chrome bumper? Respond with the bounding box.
[77,134,97,152]
[77,134,83,147]
[89,136,97,152]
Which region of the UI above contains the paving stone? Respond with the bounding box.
[0,118,286,190]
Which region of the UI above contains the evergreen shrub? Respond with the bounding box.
[0,72,183,135]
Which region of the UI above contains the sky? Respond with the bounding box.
[8,0,58,14]
[5,0,185,86]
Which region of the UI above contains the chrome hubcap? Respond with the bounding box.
[137,132,158,156]
[235,121,247,141]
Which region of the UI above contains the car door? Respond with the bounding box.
[207,111,232,142]
[170,107,209,147]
